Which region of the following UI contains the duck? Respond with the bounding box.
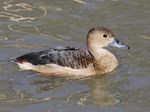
[15,27,129,76]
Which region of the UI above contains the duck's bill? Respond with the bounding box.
[109,38,130,49]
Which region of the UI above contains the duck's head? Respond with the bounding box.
[87,27,129,50]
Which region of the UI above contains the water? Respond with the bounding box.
[0,0,150,112]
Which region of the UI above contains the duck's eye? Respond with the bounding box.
[103,34,107,38]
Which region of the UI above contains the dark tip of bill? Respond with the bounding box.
[123,45,130,50]
[127,45,130,50]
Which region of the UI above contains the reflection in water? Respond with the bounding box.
[0,36,8,40]
[0,75,122,107]
[74,0,86,4]
[140,35,150,40]
[0,75,52,104]
[7,24,64,41]
[30,76,122,107]
[0,0,47,22]
[85,76,122,106]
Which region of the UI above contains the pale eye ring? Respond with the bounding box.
[103,34,107,38]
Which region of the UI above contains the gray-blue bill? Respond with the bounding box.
[109,38,129,49]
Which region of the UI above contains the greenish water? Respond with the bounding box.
[0,0,150,112]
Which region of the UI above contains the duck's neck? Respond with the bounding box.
[88,46,119,73]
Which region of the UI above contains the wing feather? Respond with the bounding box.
[16,46,94,69]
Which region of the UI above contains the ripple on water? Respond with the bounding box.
[0,0,47,22]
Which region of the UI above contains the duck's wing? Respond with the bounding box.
[16,46,94,69]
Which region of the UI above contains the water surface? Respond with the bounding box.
[0,0,150,112]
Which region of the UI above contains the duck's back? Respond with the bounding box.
[16,46,94,70]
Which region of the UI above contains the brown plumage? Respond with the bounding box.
[16,46,94,69]
[15,27,129,76]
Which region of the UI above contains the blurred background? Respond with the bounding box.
[0,0,150,112]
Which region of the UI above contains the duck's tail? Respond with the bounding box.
[7,57,17,63]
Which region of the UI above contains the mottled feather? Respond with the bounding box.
[16,46,94,69]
